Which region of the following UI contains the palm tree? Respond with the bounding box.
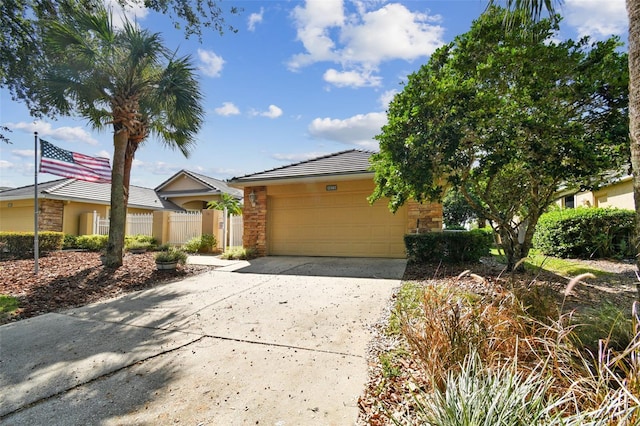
[208,193,243,251]
[41,5,204,267]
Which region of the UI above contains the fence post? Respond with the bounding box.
[93,210,97,235]
[152,211,171,246]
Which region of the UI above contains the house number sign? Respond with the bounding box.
[326,185,337,191]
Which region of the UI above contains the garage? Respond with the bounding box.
[229,149,442,259]
[267,181,408,258]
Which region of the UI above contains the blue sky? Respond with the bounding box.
[0,0,629,189]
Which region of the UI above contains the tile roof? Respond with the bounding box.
[0,178,182,210]
[230,149,374,183]
[155,170,243,198]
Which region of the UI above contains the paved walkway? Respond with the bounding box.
[0,257,405,425]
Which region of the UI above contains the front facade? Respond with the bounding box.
[0,170,242,237]
[230,150,442,259]
[558,175,635,210]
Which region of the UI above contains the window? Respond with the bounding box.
[564,195,575,209]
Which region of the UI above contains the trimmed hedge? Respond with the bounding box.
[532,208,634,259]
[75,234,108,251]
[405,229,494,263]
[0,231,64,258]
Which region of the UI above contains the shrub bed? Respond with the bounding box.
[533,208,634,259]
[0,231,64,258]
[404,229,493,263]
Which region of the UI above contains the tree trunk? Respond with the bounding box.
[629,0,640,300]
[105,130,128,267]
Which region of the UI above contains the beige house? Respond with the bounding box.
[0,170,242,245]
[558,174,634,210]
[229,150,442,258]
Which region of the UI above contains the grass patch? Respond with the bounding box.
[0,294,19,322]
[490,248,615,278]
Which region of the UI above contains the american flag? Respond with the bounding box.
[40,140,111,183]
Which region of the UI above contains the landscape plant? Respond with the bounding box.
[40,4,204,267]
[369,7,629,270]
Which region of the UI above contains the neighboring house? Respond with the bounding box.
[155,169,242,210]
[228,149,443,258]
[558,174,634,210]
[0,169,242,236]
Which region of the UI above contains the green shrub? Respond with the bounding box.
[124,234,156,247]
[182,234,217,253]
[220,246,257,260]
[404,229,493,263]
[154,247,187,264]
[75,234,108,251]
[62,234,78,249]
[0,231,64,257]
[533,208,634,259]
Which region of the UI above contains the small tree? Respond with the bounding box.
[208,193,242,250]
[370,7,629,270]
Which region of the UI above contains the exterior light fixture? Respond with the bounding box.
[248,189,257,207]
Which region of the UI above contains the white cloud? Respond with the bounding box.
[564,0,627,38]
[340,3,444,64]
[288,0,345,69]
[0,160,13,169]
[379,89,398,109]
[215,102,241,116]
[308,112,387,149]
[323,68,381,88]
[104,0,149,28]
[272,152,330,162]
[11,149,34,158]
[289,1,444,87]
[198,49,225,78]
[248,7,264,31]
[253,105,283,119]
[7,121,99,145]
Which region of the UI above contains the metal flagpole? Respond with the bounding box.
[34,132,39,275]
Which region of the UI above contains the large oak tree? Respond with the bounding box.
[370,7,629,270]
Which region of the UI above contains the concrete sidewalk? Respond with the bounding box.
[0,257,405,425]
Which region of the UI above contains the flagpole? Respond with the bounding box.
[34,132,39,275]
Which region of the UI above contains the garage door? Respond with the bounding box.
[268,190,407,258]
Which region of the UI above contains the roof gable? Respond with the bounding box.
[230,149,374,183]
[155,169,242,198]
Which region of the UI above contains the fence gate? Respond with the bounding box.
[168,211,202,245]
[93,211,153,236]
[229,215,243,247]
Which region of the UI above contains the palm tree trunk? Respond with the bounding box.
[629,0,640,300]
[105,130,128,267]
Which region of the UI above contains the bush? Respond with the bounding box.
[182,234,217,253]
[124,235,156,252]
[220,246,257,260]
[154,247,188,264]
[533,208,634,259]
[63,234,78,249]
[0,231,64,258]
[75,234,108,251]
[404,229,493,263]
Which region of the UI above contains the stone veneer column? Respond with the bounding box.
[38,199,64,232]
[407,201,443,234]
[243,186,267,256]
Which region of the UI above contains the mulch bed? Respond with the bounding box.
[0,251,214,323]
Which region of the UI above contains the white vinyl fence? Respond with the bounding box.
[168,211,202,245]
[229,215,243,247]
[93,211,153,237]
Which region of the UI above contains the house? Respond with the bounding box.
[0,170,242,237]
[155,169,242,210]
[558,174,634,210]
[228,149,442,258]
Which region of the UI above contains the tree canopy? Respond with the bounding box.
[0,0,236,139]
[370,7,629,269]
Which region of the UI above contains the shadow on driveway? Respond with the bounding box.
[222,256,407,280]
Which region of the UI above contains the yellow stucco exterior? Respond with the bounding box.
[559,177,635,210]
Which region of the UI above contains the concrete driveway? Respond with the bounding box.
[0,256,405,425]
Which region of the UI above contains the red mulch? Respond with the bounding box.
[0,251,213,323]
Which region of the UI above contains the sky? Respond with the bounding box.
[0,0,630,189]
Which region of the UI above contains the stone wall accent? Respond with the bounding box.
[39,199,64,232]
[407,201,443,234]
[242,186,267,256]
